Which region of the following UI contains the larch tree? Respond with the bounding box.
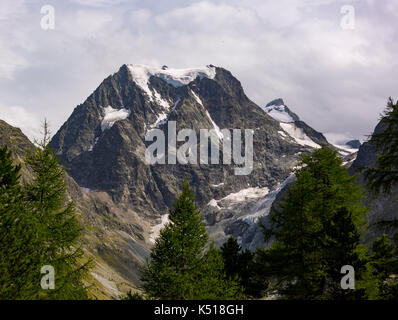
[141,179,243,300]
[260,147,370,300]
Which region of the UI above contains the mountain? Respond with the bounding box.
[349,121,398,241]
[262,98,331,148]
[204,97,337,250]
[1,64,358,298]
[2,63,394,298]
[346,139,361,149]
[0,120,35,181]
[50,65,305,212]
[264,98,300,122]
[48,64,341,289]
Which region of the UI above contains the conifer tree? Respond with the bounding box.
[369,234,398,299]
[0,146,42,299]
[363,97,398,193]
[260,147,369,299]
[24,121,90,299]
[221,237,242,278]
[195,244,243,300]
[220,236,258,297]
[141,179,242,299]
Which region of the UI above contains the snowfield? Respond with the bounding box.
[263,101,320,149]
[101,106,131,131]
[207,186,270,209]
[190,89,223,140]
[279,122,321,149]
[264,104,295,123]
[221,187,270,202]
[332,144,359,156]
[149,214,170,244]
[127,64,216,98]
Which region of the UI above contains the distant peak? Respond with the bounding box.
[345,139,361,149]
[266,98,284,107]
[263,98,300,123]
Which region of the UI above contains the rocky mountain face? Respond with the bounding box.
[346,139,361,149]
[0,120,35,182]
[206,97,337,250]
[262,98,331,148]
[49,65,327,247]
[1,64,348,298]
[349,120,398,241]
[50,65,305,213]
[47,64,336,294]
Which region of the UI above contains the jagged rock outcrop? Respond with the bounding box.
[349,120,398,241]
[346,139,361,149]
[50,66,309,215]
[262,98,331,148]
[49,65,333,257]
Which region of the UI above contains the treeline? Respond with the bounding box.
[0,122,90,299]
[138,99,398,300]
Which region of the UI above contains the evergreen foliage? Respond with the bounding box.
[368,234,398,299]
[363,97,398,194]
[0,121,90,299]
[24,122,90,299]
[259,147,370,299]
[141,179,243,300]
[0,146,42,299]
[220,236,261,297]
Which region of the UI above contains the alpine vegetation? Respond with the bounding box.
[0,121,91,299]
[140,179,243,300]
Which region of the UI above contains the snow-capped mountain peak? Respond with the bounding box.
[126,64,217,97]
[262,98,300,123]
[262,98,324,149]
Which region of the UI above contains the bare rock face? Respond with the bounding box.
[346,139,361,149]
[0,120,36,182]
[45,64,333,296]
[50,65,305,213]
[349,120,398,241]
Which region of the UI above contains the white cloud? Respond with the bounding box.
[324,132,356,145]
[69,0,129,7]
[0,0,396,141]
[0,104,41,142]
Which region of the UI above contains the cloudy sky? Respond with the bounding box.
[0,0,397,144]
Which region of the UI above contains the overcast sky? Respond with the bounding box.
[0,0,397,144]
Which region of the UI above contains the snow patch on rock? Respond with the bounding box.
[333,144,358,156]
[207,199,221,210]
[264,104,295,123]
[211,183,224,188]
[101,106,131,132]
[279,123,320,149]
[127,64,216,98]
[204,109,223,140]
[221,187,270,203]
[88,137,99,152]
[278,130,287,138]
[191,89,203,106]
[149,214,170,244]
